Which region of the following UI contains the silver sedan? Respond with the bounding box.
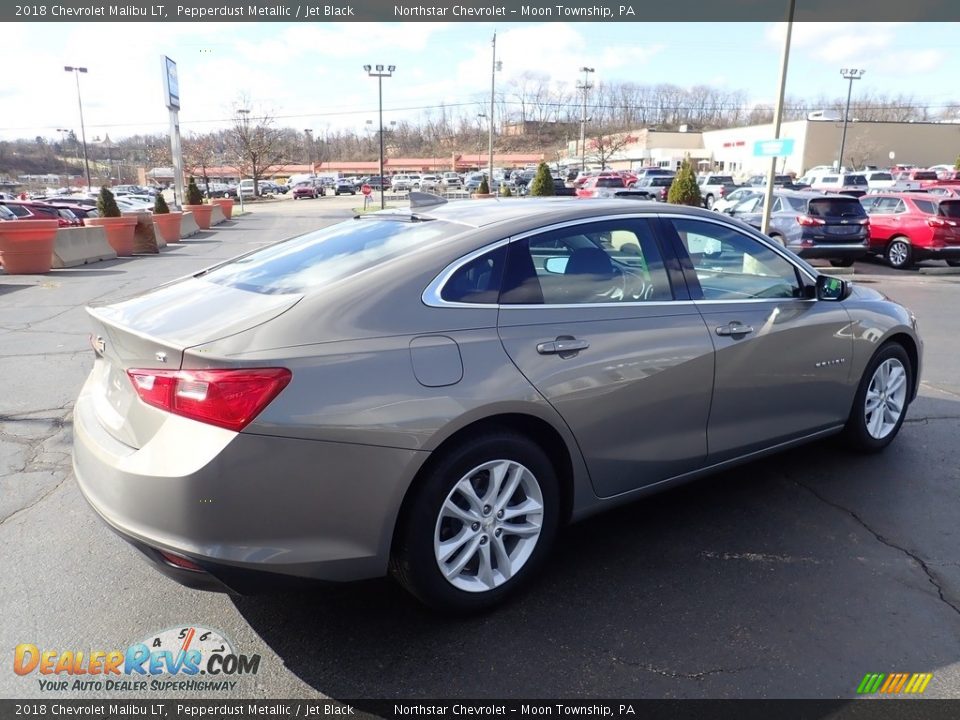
[73,198,922,612]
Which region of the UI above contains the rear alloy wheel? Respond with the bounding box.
[830,258,855,268]
[886,237,913,269]
[842,343,911,452]
[705,194,715,209]
[769,233,785,247]
[390,433,559,612]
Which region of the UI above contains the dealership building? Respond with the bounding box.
[602,120,960,176]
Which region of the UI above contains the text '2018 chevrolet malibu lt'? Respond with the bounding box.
[73,197,922,612]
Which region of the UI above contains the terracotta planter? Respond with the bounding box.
[471,193,495,199]
[210,198,234,219]
[153,212,183,243]
[84,216,137,257]
[184,204,214,230]
[0,219,59,274]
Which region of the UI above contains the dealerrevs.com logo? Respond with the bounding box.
[14,626,261,693]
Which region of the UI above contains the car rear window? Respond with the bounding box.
[709,176,735,184]
[940,201,960,219]
[652,178,673,187]
[913,199,936,215]
[869,172,893,181]
[200,218,459,295]
[596,177,626,188]
[913,171,938,180]
[843,175,867,185]
[4,204,30,217]
[807,198,867,218]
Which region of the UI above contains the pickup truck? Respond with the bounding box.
[614,175,672,201]
[697,174,738,209]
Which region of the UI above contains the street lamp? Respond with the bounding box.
[838,68,865,171]
[363,63,395,209]
[577,66,595,172]
[64,66,92,190]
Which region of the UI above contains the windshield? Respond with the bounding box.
[201,218,458,295]
[843,175,867,185]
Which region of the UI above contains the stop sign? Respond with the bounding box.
[361,184,372,196]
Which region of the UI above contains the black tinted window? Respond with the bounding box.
[940,201,960,219]
[596,177,625,188]
[844,175,867,185]
[807,198,867,218]
[441,245,506,304]
[870,172,893,181]
[913,200,936,215]
[913,171,938,180]
[710,176,735,184]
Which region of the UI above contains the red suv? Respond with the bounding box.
[860,193,960,269]
[576,175,626,198]
[0,200,79,227]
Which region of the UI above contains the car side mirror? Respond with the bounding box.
[544,257,568,274]
[816,274,847,301]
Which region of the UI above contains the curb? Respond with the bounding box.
[918,267,960,276]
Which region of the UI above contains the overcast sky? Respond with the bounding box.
[1,21,957,142]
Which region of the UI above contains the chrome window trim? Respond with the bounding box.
[423,211,822,310]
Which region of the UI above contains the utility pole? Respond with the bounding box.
[577,66,595,173]
[64,66,92,190]
[488,32,500,184]
[760,0,795,236]
[838,68,865,172]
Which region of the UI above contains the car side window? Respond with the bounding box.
[913,199,935,215]
[671,219,802,301]
[441,245,507,304]
[500,220,673,305]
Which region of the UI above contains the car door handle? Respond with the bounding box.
[715,324,755,337]
[537,338,590,355]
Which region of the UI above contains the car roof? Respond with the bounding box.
[372,197,721,229]
[870,192,943,201]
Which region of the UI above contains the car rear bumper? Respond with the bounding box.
[914,245,960,260]
[792,243,870,260]
[72,379,428,592]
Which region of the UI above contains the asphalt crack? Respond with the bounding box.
[792,478,960,618]
[0,473,70,527]
[611,658,754,680]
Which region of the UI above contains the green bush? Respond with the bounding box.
[154,193,170,214]
[528,162,555,197]
[96,186,121,218]
[478,177,490,194]
[186,177,204,206]
[499,183,512,197]
[667,157,702,206]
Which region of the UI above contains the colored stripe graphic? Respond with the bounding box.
[858,672,932,694]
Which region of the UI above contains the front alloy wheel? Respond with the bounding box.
[843,343,912,452]
[391,433,559,612]
[886,238,912,269]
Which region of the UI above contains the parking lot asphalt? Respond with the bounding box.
[2,195,959,701]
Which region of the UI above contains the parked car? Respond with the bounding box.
[744,174,794,187]
[859,193,960,269]
[697,174,738,209]
[391,175,417,192]
[891,170,940,190]
[291,182,318,199]
[613,175,673,202]
[0,204,16,221]
[0,200,78,227]
[41,201,98,221]
[72,197,921,611]
[711,187,763,214]
[441,172,463,190]
[809,173,869,197]
[925,186,960,199]
[576,175,627,198]
[463,173,490,193]
[414,175,441,191]
[333,178,357,196]
[863,171,896,191]
[726,190,870,266]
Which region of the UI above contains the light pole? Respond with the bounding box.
[488,33,501,184]
[363,64,395,210]
[838,68,865,171]
[304,128,314,170]
[477,113,487,170]
[577,66,595,173]
[237,109,250,211]
[64,66,92,190]
[760,0,795,236]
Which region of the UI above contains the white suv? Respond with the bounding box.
[391,175,415,191]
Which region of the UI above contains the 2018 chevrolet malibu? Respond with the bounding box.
[73,197,922,612]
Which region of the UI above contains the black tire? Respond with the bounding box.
[390,432,560,613]
[885,237,913,269]
[830,258,855,268]
[842,342,912,453]
[769,232,785,247]
[947,260,960,268]
[704,194,715,209]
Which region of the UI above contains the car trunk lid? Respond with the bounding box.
[86,278,301,448]
[807,197,868,241]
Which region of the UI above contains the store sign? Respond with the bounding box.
[753,138,794,157]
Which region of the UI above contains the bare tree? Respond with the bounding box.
[182,133,220,191]
[586,127,638,168]
[225,95,288,195]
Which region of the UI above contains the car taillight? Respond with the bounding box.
[126,367,292,432]
[797,215,825,227]
[927,217,957,228]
